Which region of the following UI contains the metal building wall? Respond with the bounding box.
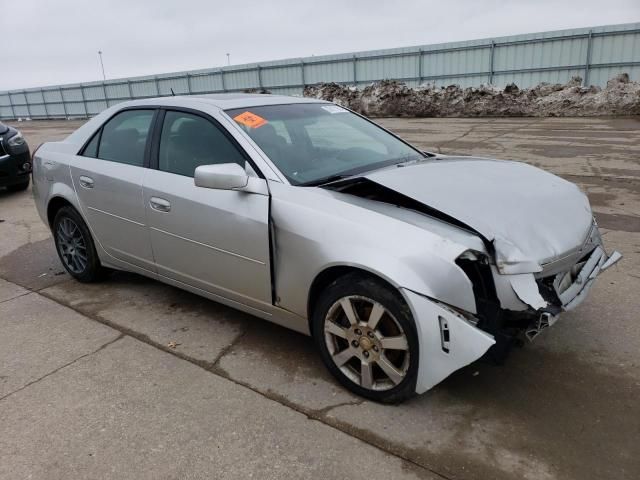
[1,22,638,120]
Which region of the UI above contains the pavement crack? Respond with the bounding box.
[210,328,248,369]
[0,290,34,305]
[482,118,541,143]
[437,118,500,151]
[0,273,72,296]
[0,334,124,403]
[315,399,365,417]
[38,289,218,371]
[35,290,451,479]
[199,370,451,480]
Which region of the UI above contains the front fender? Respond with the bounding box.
[304,247,477,314]
[270,183,479,317]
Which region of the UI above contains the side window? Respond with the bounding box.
[82,131,100,158]
[158,111,246,177]
[98,109,154,166]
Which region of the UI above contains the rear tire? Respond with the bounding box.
[312,273,419,403]
[53,206,107,282]
[7,178,29,192]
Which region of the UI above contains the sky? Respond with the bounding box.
[2,0,639,91]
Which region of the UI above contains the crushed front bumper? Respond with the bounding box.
[402,245,622,393]
[553,246,621,311]
[513,245,622,340]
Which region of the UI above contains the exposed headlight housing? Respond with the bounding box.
[7,133,25,147]
[457,249,489,264]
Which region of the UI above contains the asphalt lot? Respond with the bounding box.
[1,116,639,480]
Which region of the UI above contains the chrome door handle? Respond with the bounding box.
[150,197,171,212]
[79,176,94,189]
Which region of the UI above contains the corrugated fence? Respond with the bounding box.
[1,22,639,120]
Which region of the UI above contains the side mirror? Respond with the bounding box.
[194,163,248,190]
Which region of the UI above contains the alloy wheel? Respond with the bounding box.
[324,295,410,391]
[56,217,88,274]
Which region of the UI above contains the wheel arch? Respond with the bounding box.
[47,196,76,228]
[44,180,84,230]
[302,249,478,329]
[306,264,405,334]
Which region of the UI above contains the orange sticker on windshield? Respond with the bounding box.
[233,111,268,129]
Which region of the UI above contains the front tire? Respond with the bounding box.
[312,273,419,403]
[53,206,106,282]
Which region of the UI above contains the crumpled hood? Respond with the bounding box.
[364,157,594,273]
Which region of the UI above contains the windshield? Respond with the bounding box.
[225,103,423,185]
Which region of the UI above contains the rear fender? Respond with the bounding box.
[46,184,82,224]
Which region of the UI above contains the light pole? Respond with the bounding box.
[98,50,106,80]
[226,53,230,66]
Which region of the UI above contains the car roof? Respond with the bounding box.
[125,93,330,110]
[62,93,333,148]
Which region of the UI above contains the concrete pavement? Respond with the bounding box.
[0,295,430,480]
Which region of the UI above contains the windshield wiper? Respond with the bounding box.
[301,174,358,187]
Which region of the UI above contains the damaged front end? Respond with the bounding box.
[354,159,623,357]
[457,221,622,354]
[319,161,621,392]
[526,242,622,340]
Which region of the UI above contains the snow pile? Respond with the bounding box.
[302,74,640,117]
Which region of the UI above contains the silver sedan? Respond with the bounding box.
[32,94,621,403]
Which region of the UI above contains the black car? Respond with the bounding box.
[0,121,31,192]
